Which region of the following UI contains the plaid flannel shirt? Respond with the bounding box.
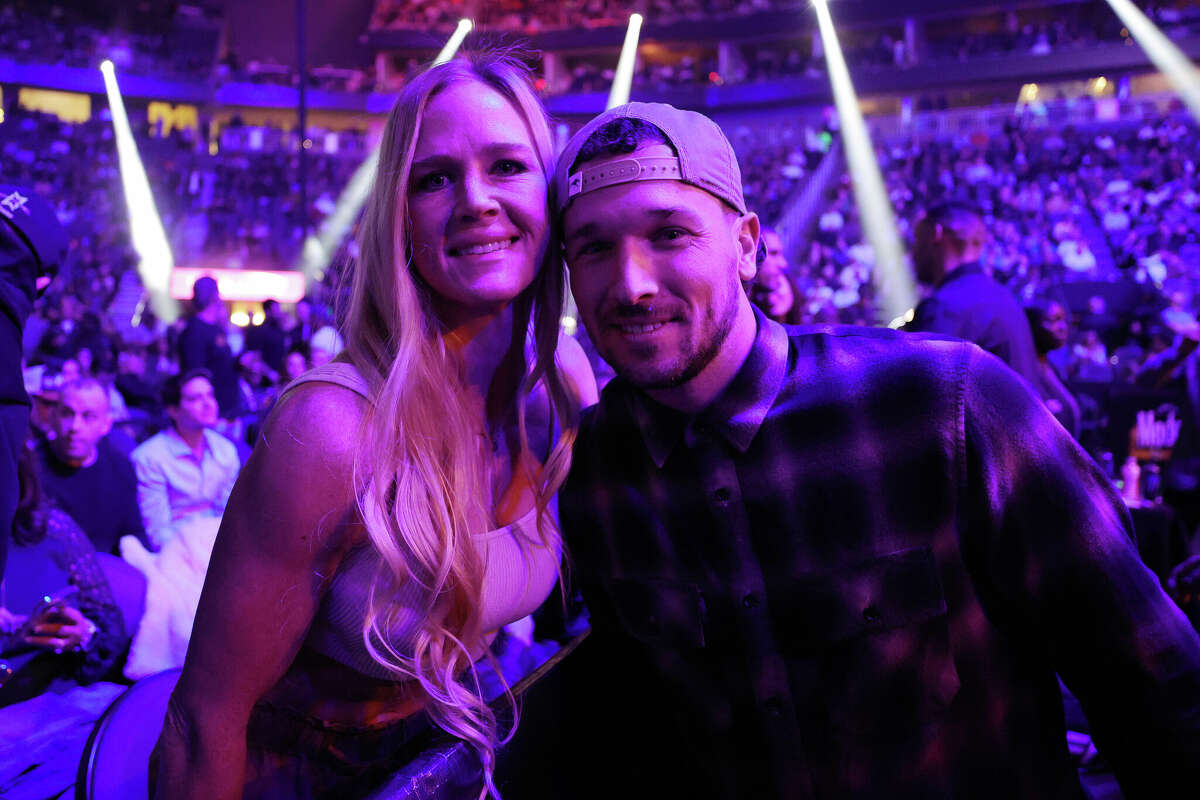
[560,308,1200,799]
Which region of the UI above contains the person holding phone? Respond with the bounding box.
[0,439,126,706]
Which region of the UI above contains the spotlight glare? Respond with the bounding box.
[607,12,644,109]
[1104,0,1200,123]
[812,0,914,324]
[433,18,473,66]
[101,63,178,321]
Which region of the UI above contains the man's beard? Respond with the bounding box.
[605,285,740,392]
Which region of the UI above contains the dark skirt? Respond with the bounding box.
[243,700,436,799]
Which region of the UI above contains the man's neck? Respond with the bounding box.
[942,251,981,278]
[648,298,758,416]
[53,447,99,470]
[174,425,207,455]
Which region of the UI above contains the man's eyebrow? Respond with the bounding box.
[565,206,698,243]
[565,221,598,244]
[410,142,536,172]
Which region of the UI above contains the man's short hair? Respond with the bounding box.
[918,202,987,251]
[60,376,111,411]
[571,118,677,171]
[192,276,220,311]
[162,368,213,407]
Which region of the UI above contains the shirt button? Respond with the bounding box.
[764,697,784,717]
[713,487,732,503]
[862,605,882,624]
[742,592,760,609]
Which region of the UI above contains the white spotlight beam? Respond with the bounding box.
[299,148,379,283]
[1105,0,1200,122]
[812,0,915,324]
[100,61,179,322]
[298,20,472,289]
[434,18,473,66]
[607,13,644,109]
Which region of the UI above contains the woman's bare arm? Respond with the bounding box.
[153,382,368,800]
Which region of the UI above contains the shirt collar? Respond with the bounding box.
[630,305,790,468]
[937,260,985,288]
[164,426,211,458]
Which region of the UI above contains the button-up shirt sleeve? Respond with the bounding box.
[130,439,173,550]
[960,343,1200,795]
[206,429,239,516]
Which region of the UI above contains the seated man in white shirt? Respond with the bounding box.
[130,369,240,549]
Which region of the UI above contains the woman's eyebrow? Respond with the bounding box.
[411,142,536,172]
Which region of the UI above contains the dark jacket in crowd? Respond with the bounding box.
[36,437,147,555]
[244,318,288,373]
[905,261,1040,388]
[0,205,48,579]
[177,316,240,419]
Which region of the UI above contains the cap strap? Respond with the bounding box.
[567,156,682,200]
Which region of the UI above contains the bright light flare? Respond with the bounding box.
[812,0,915,324]
[100,62,178,321]
[298,147,379,285]
[434,19,473,66]
[607,13,644,109]
[1104,0,1200,122]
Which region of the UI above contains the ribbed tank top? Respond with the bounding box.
[283,362,561,680]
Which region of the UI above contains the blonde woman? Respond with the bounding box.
[153,52,597,799]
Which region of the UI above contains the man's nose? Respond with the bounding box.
[609,242,659,306]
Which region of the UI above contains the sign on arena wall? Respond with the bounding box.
[168,267,306,303]
[1129,404,1183,462]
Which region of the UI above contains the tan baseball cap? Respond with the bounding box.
[554,102,747,217]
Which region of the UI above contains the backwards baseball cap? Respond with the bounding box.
[554,102,746,217]
[0,184,68,279]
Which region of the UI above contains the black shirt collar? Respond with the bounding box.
[628,305,790,468]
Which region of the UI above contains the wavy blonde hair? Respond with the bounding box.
[342,52,579,795]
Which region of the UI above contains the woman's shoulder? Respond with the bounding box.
[284,360,374,401]
[265,377,370,463]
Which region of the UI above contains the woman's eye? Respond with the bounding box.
[414,172,449,192]
[493,159,528,176]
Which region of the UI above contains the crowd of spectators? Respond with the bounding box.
[745,105,1200,406]
[10,0,1199,98]
[0,2,219,81]
[367,0,1200,67]
[0,105,368,271]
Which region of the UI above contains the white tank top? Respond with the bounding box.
[285,362,561,679]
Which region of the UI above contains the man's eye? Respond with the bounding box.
[574,241,610,258]
[414,172,449,192]
[493,159,528,176]
[655,228,689,243]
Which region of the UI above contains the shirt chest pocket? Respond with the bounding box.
[779,546,961,736]
[606,577,707,650]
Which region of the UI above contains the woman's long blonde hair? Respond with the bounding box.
[342,52,579,794]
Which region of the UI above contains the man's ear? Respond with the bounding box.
[733,211,760,283]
